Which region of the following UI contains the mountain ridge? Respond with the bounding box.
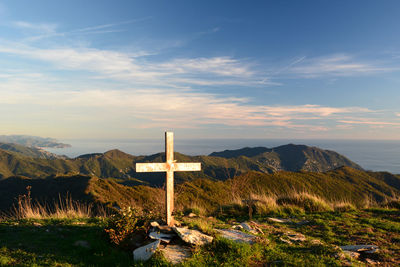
[0,144,363,185]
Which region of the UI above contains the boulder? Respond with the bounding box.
[173,227,213,246]
[133,240,160,261]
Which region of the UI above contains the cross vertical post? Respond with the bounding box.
[135,132,201,226]
[165,132,174,226]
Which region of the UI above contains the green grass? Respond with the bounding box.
[1,208,399,266]
[0,218,133,266]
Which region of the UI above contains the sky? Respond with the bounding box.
[1,0,400,140]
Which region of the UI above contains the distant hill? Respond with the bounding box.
[0,143,65,159]
[209,144,362,172]
[0,167,399,214]
[0,135,70,148]
[0,144,363,185]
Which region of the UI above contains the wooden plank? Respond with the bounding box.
[136,163,168,172]
[166,170,174,226]
[173,162,201,172]
[165,132,174,163]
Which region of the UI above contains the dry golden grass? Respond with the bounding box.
[11,186,106,219]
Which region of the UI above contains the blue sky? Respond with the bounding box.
[1,0,400,139]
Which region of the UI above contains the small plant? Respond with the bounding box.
[104,207,150,250]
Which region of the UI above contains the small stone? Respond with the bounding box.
[160,245,192,264]
[342,250,360,259]
[150,221,160,228]
[173,227,213,246]
[188,213,197,218]
[216,229,257,244]
[232,225,243,230]
[133,240,160,262]
[240,222,258,234]
[33,222,42,227]
[268,217,291,223]
[310,239,323,246]
[286,233,306,242]
[365,258,379,265]
[74,240,91,249]
[279,237,293,244]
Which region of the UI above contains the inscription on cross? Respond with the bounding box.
[135,132,201,226]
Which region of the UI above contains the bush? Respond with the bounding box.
[104,207,151,250]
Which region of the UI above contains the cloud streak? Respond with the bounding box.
[288,54,395,77]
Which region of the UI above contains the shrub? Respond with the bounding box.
[104,207,150,250]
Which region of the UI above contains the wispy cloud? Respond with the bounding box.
[338,119,400,127]
[13,21,57,34]
[0,43,264,87]
[288,54,394,77]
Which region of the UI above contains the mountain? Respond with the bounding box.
[0,135,70,148]
[0,143,65,159]
[209,144,362,172]
[0,144,363,185]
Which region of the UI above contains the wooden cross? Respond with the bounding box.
[135,132,201,226]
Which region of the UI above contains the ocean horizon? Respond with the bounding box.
[45,139,400,174]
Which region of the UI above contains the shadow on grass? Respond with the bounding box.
[0,220,134,266]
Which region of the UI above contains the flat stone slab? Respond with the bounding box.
[160,245,192,264]
[133,240,160,261]
[173,227,213,246]
[340,245,379,253]
[149,231,175,243]
[216,229,257,244]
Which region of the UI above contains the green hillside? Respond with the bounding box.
[0,143,364,186]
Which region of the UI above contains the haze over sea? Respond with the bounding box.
[45,139,400,174]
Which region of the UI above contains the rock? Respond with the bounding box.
[216,229,257,244]
[173,227,213,246]
[33,222,42,227]
[240,222,258,234]
[268,217,291,223]
[310,239,323,246]
[279,237,293,244]
[133,240,160,262]
[340,245,379,253]
[286,233,306,242]
[74,240,91,249]
[188,213,197,218]
[342,250,360,259]
[160,245,192,264]
[232,225,243,230]
[150,221,160,228]
[149,231,175,243]
[365,258,379,265]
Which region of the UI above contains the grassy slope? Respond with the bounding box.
[1,167,399,216]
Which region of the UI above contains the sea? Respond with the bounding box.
[44,139,400,174]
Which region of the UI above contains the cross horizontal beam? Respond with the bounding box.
[136,162,201,172]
